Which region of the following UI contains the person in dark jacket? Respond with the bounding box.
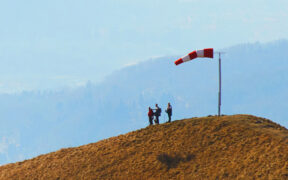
[165,102,172,122]
[148,107,154,125]
[154,104,161,124]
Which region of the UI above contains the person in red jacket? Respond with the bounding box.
[148,107,154,125]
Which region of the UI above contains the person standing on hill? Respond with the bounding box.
[165,102,172,123]
[154,104,161,124]
[148,107,154,125]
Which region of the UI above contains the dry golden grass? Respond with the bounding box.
[1,114,288,179]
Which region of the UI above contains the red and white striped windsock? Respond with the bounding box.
[175,48,214,65]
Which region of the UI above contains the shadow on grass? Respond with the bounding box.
[157,153,195,170]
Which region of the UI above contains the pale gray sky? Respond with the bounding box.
[0,0,287,92]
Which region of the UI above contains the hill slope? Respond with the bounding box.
[1,114,288,179]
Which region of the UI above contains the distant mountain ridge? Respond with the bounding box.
[1,115,288,179]
[0,39,287,165]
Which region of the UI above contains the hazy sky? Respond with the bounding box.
[0,0,287,92]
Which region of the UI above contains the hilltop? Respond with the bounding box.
[1,114,288,179]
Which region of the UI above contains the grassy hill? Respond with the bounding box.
[1,114,288,179]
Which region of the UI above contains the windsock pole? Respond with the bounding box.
[218,52,222,117]
[216,52,225,117]
[175,49,224,117]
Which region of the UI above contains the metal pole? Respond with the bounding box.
[218,53,222,117]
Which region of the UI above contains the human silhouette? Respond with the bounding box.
[154,104,161,124]
[148,107,154,125]
[165,102,172,122]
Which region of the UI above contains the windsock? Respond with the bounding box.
[175,48,214,65]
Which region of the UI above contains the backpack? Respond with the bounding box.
[158,108,162,116]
